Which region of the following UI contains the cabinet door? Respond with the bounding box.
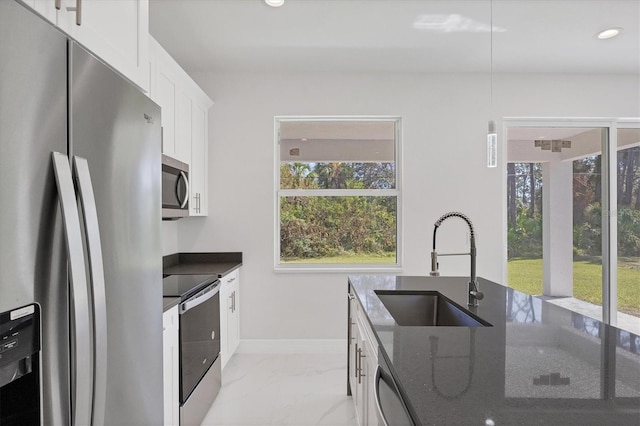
[220,270,240,371]
[227,274,240,355]
[354,322,367,426]
[162,306,179,426]
[57,0,149,90]
[155,69,176,158]
[174,91,192,165]
[190,103,208,216]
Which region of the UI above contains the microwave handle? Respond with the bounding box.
[176,171,189,209]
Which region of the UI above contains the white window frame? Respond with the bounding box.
[274,116,403,273]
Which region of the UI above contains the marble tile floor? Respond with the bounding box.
[201,353,358,426]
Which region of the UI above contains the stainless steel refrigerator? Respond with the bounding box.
[0,1,163,424]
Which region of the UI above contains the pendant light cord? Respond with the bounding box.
[490,0,493,108]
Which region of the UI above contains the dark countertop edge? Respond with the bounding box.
[163,252,243,269]
[163,252,243,278]
[163,297,180,312]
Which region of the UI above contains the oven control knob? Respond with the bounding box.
[211,331,215,340]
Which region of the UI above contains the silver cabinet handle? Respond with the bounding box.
[65,0,82,25]
[73,156,107,426]
[354,343,359,378]
[180,282,219,314]
[232,291,236,312]
[193,193,200,213]
[176,171,189,209]
[374,365,390,426]
[228,293,233,312]
[52,152,92,426]
[76,0,81,25]
[358,348,366,383]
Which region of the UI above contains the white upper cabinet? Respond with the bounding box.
[22,0,149,91]
[155,68,177,158]
[175,91,192,168]
[190,104,208,216]
[149,35,213,217]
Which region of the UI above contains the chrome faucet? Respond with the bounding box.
[429,212,484,307]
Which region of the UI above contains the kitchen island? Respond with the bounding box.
[348,275,640,425]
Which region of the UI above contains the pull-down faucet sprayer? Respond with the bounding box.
[430,212,484,307]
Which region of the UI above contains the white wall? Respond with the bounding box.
[162,221,178,256]
[176,72,639,340]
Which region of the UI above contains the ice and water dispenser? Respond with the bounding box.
[0,304,40,425]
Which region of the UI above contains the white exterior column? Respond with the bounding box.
[542,160,573,296]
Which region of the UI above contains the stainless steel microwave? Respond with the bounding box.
[162,154,189,220]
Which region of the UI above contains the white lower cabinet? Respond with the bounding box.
[220,269,240,371]
[348,288,380,426]
[162,305,179,426]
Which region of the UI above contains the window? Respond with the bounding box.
[275,117,401,270]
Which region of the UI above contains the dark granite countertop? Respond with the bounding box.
[348,275,640,426]
[163,297,180,312]
[163,252,242,278]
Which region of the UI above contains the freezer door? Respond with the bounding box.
[69,43,164,424]
[0,1,71,425]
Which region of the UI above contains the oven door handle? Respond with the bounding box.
[180,282,220,314]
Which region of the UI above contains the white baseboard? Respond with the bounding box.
[237,339,346,354]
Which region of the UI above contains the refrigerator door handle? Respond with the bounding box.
[73,156,107,426]
[51,152,93,426]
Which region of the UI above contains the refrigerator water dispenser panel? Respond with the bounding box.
[0,304,41,425]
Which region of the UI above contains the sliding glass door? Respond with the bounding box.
[616,126,640,326]
[506,120,639,335]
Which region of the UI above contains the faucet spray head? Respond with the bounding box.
[430,251,440,276]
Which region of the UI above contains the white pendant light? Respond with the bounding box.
[487,120,497,168]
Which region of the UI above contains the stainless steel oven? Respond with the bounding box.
[162,154,189,220]
[163,274,221,426]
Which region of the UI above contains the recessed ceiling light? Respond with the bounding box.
[596,28,622,40]
[265,0,285,7]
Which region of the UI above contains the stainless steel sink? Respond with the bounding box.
[374,290,492,327]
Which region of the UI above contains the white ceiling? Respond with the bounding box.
[149,0,640,74]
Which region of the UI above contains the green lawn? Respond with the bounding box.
[281,252,396,264]
[508,257,640,317]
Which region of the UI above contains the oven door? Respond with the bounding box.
[179,281,221,403]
